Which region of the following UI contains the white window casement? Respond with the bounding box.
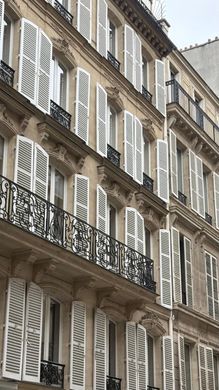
[189,150,205,217]
[48,166,66,209]
[51,58,68,110]
[77,0,91,42]
[125,207,145,255]
[203,171,209,214]
[42,296,61,363]
[169,129,185,199]
[108,106,117,150]
[48,0,70,11]
[3,13,13,66]
[156,139,169,203]
[144,136,150,177]
[96,185,118,239]
[198,344,215,390]
[75,68,90,144]
[160,229,172,309]
[178,335,192,390]
[124,25,142,92]
[163,336,174,390]
[97,0,107,57]
[108,20,116,58]
[205,252,219,321]
[142,56,149,91]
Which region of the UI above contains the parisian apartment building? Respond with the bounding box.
[0,0,219,390]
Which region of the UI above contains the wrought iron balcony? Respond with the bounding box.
[50,100,71,130]
[0,60,15,87]
[107,375,122,390]
[107,51,120,72]
[142,85,152,103]
[40,360,64,388]
[143,173,153,192]
[178,191,187,206]
[107,144,120,167]
[147,386,160,390]
[53,0,73,24]
[0,175,156,293]
[205,212,212,225]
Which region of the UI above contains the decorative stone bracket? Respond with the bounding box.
[142,118,156,141]
[136,193,166,231]
[105,86,124,112]
[52,37,77,69]
[140,311,166,336]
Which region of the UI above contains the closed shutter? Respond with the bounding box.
[37,30,52,113]
[134,34,142,92]
[135,118,143,184]
[163,336,174,390]
[184,237,193,308]
[136,211,145,255]
[33,144,49,199]
[213,172,219,229]
[23,283,43,383]
[171,228,182,303]
[124,25,134,84]
[2,278,26,380]
[206,347,215,390]
[125,208,136,251]
[96,185,108,233]
[94,309,106,390]
[70,302,86,390]
[77,0,91,42]
[196,156,205,217]
[157,140,169,202]
[18,19,38,104]
[74,175,89,223]
[212,257,219,320]
[169,129,178,197]
[14,136,34,190]
[126,322,137,390]
[97,0,107,57]
[137,325,147,390]
[96,84,107,156]
[75,68,90,144]
[160,230,172,309]
[0,0,5,60]
[189,150,198,212]
[199,345,207,390]
[124,111,134,178]
[155,60,165,116]
[206,252,214,317]
[178,335,186,390]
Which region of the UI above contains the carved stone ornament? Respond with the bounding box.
[194,229,206,245]
[98,171,133,208]
[105,86,124,112]
[136,195,165,231]
[142,118,156,141]
[100,304,127,322]
[167,115,177,129]
[214,160,219,174]
[5,0,21,19]
[0,104,18,137]
[140,311,166,336]
[52,37,77,68]
[73,277,97,299]
[97,286,121,308]
[12,249,38,280]
[195,141,203,155]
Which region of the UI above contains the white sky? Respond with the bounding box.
[164,0,219,49]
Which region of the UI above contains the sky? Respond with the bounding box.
[164,0,219,49]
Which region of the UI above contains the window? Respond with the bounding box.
[51,58,67,110]
[124,112,143,184]
[109,204,117,239]
[108,106,117,149]
[185,344,191,390]
[108,21,116,57]
[59,0,69,9]
[189,150,205,217]
[205,252,219,320]
[203,171,208,213]
[48,167,65,208]
[0,135,4,175]
[147,335,154,386]
[124,25,142,92]
[145,227,151,258]
[42,296,61,363]
[180,234,187,305]
[144,137,150,176]
[142,56,148,90]
[214,355,219,390]
[3,15,12,65]
[108,320,116,377]
[194,92,203,128]
[177,148,183,193]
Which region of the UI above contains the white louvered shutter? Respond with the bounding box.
[77,0,91,42]
[75,68,90,144]
[206,252,214,318]
[124,25,134,84]
[189,150,198,212]
[135,117,143,184]
[160,230,172,309]
[70,302,86,390]
[163,336,174,390]
[184,237,193,308]
[169,129,178,197]
[37,30,52,113]
[125,208,136,251]
[33,144,49,199]
[74,175,89,223]
[178,335,186,390]
[137,325,147,390]
[199,345,207,390]
[134,34,142,92]
[126,322,137,390]
[23,283,43,383]
[94,309,106,390]
[97,0,107,57]
[171,228,182,303]
[196,156,205,217]
[0,0,5,60]
[213,173,219,229]
[206,347,215,390]
[155,60,166,116]
[19,19,38,104]
[96,84,107,156]
[136,211,145,255]
[2,278,26,380]
[96,185,108,233]
[212,256,219,320]
[124,111,134,178]
[157,140,169,202]
[14,136,34,190]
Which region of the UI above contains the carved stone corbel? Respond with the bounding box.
[0,104,18,137]
[97,286,120,308]
[195,141,203,155]
[126,299,146,321]
[142,119,156,141]
[73,277,97,299]
[190,135,199,150]
[170,212,178,226]
[105,86,124,112]
[52,37,77,68]
[20,116,30,134]
[167,115,177,129]
[140,311,166,336]
[194,229,206,245]
[12,250,38,279]
[136,194,165,231]
[38,278,73,302]
[0,256,11,278]
[33,258,58,283]
[214,160,219,174]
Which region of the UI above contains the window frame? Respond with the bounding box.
[147,333,155,387]
[143,136,150,177]
[48,165,67,210]
[108,19,117,58]
[184,342,192,390]
[106,318,117,378]
[42,295,62,363]
[107,202,118,239]
[3,12,14,67]
[177,147,184,194]
[51,56,69,111]
[107,105,117,150]
[205,251,219,320]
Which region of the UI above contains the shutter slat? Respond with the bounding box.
[0,0,5,60]
[15,136,34,190]
[199,345,207,390]
[97,0,107,57]
[75,68,90,144]
[96,84,107,156]
[163,336,174,390]
[37,30,52,113]
[33,144,49,199]
[125,208,136,251]
[171,228,182,303]
[96,185,108,233]
[124,111,134,178]
[74,174,89,223]
[196,156,205,217]
[160,230,172,308]
[124,25,134,85]
[169,129,178,197]
[155,60,165,116]
[136,211,145,255]
[126,322,137,390]
[206,347,215,390]
[178,335,186,390]
[137,325,147,390]
[135,118,143,184]
[184,237,193,307]
[77,0,91,42]
[157,140,169,202]
[94,309,106,390]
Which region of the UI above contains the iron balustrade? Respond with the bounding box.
[0,60,15,87]
[142,85,152,103]
[107,51,120,72]
[178,191,187,206]
[166,79,219,144]
[107,376,122,390]
[205,212,212,225]
[0,175,156,293]
[107,144,121,167]
[147,386,160,390]
[143,173,154,192]
[53,0,73,24]
[40,360,64,388]
[50,100,72,130]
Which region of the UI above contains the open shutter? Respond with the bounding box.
[23,283,43,383]
[96,84,107,156]
[206,252,214,318]
[18,19,38,104]
[206,347,215,390]
[212,256,219,320]
[199,345,207,390]
[74,174,89,223]
[0,0,5,60]
[169,129,178,197]
[125,208,136,251]
[75,68,90,144]
[196,156,205,217]
[37,30,52,113]
[171,228,182,303]
[155,60,165,116]
[136,211,145,255]
[124,111,134,178]
[213,172,219,229]
[178,335,186,390]
[96,185,108,233]
[97,0,107,57]
[189,150,198,212]
[94,309,106,390]
[163,336,174,390]
[126,322,137,390]
[157,140,169,202]
[124,25,134,84]
[137,324,147,390]
[134,34,142,92]
[70,302,86,390]
[184,237,193,308]
[160,230,172,308]
[135,117,143,184]
[14,136,34,190]
[2,278,26,380]
[33,144,49,199]
[77,0,91,42]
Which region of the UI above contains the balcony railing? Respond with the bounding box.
[143,173,154,192]
[178,191,187,206]
[40,360,64,388]
[107,376,122,390]
[142,85,152,103]
[107,51,120,72]
[53,0,73,24]
[166,79,219,145]
[50,100,71,130]
[0,175,156,293]
[107,144,120,167]
[147,386,160,390]
[0,60,15,87]
[205,212,212,225]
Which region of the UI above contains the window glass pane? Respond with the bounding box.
[214,355,219,390]
[147,335,154,386]
[109,22,116,56]
[0,135,4,175]
[177,148,183,193]
[142,57,148,88]
[144,140,150,175]
[185,344,191,390]
[108,321,116,377]
[51,58,55,102]
[48,166,51,201]
[49,299,60,362]
[58,63,67,109]
[54,170,64,208]
[3,16,11,64]
[203,173,208,213]
[109,205,116,239]
[109,107,116,148]
[145,228,151,258]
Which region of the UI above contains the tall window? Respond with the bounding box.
[48,167,65,208]
[177,148,183,194]
[108,320,116,377]
[205,252,219,320]
[185,343,191,390]
[42,296,61,363]
[147,335,154,386]
[144,138,150,176]
[108,106,117,149]
[142,57,148,90]
[59,0,69,9]
[51,58,67,110]
[214,355,219,390]
[203,171,208,213]
[108,21,116,57]
[0,135,4,175]
[194,92,203,128]
[145,227,151,258]
[3,15,12,65]
[109,204,116,239]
